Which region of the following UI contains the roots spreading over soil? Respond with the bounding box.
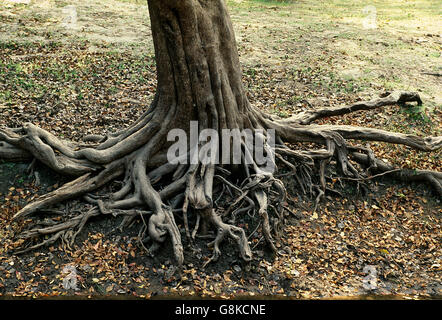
[1,90,441,268]
[1,1,440,269]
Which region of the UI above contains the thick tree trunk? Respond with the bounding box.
[144,0,267,217]
[148,0,254,134]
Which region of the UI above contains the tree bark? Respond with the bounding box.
[147,0,264,132]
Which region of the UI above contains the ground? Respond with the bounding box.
[0,0,441,299]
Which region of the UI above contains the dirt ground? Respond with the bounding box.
[0,0,441,299]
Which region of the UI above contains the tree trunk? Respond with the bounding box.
[144,0,267,220]
[148,0,254,134]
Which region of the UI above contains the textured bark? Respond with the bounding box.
[149,0,254,132]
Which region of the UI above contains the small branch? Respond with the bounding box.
[422,72,442,77]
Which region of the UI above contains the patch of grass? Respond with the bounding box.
[245,67,258,78]
[115,0,147,4]
[0,90,13,104]
[1,162,16,169]
[400,104,434,126]
[286,95,303,105]
[428,51,441,58]
[251,0,294,5]
[108,86,118,95]
[54,0,72,7]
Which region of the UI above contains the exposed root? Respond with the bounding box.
[351,152,442,196]
[283,91,422,125]
[202,208,252,268]
[0,124,99,175]
[12,158,125,219]
[15,207,100,254]
[2,91,441,268]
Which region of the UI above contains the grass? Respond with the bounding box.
[0,0,440,158]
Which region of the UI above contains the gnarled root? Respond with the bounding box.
[201,208,252,268]
[2,91,441,267]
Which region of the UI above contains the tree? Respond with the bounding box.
[0,0,440,267]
